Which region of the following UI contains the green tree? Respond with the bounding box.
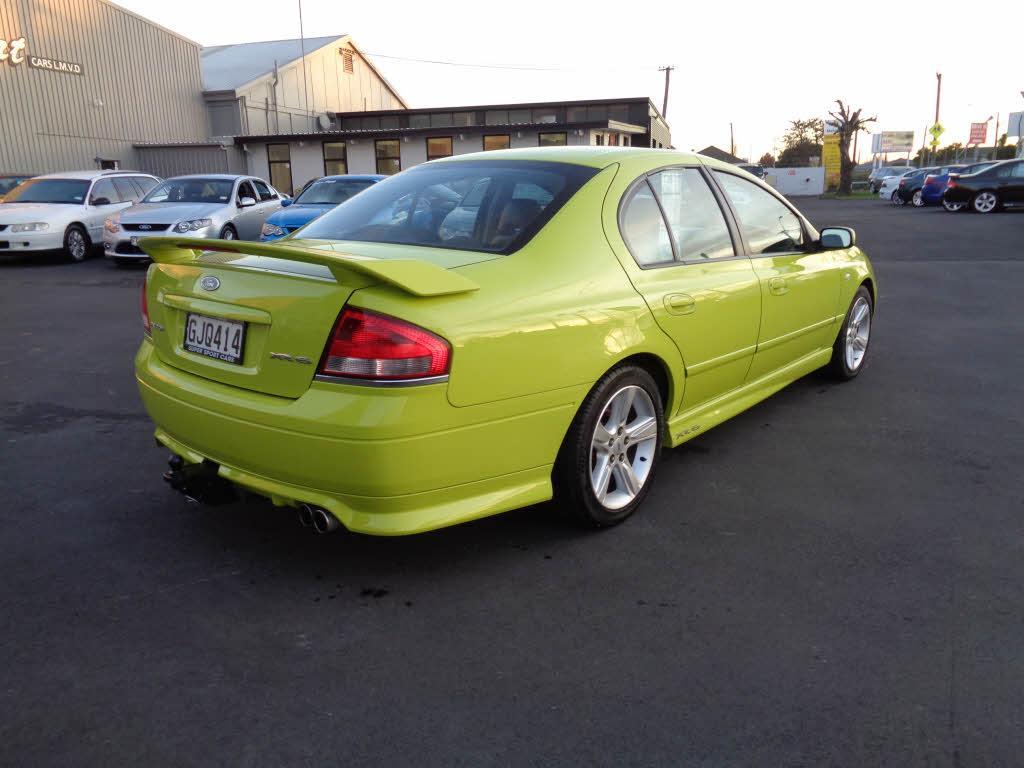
[758,153,775,167]
[828,100,876,195]
[777,117,824,167]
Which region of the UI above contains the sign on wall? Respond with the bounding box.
[1,35,83,76]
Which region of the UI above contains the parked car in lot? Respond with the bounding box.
[924,162,998,211]
[0,171,161,261]
[894,167,939,207]
[869,165,911,193]
[104,174,282,263]
[878,168,918,204]
[943,159,1024,214]
[736,163,766,179]
[260,174,383,241]
[136,147,876,537]
[0,174,33,199]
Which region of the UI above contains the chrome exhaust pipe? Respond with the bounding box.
[312,507,340,534]
[297,503,314,528]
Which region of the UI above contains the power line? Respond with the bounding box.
[360,51,661,74]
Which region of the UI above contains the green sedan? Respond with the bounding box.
[137,147,875,536]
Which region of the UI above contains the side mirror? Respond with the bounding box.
[281,198,293,207]
[90,197,112,206]
[238,196,257,208]
[820,226,856,249]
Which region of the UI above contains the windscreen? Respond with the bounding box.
[297,160,599,254]
[0,177,27,196]
[143,178,234,204]
[3,179,90,204]
[295,178,377,205]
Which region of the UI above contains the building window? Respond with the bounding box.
[566,105,588,123]
[323,142,347,175]
[426,137,453,162]
[532,107,558,124]
[485,110,509,125]
[483,135,510,151]
[430,113,453,128]
[594,134,605,146]
[267,143,293,195]
[453,112,476,127]
[409,113,430,128]
[375,139,401,175]
[539,132,567,147]
[341,49,354,73]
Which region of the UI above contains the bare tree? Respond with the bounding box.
[828,100,876,194]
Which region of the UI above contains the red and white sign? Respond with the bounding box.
[969,122,988,145]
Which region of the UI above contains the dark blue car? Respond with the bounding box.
[260,174,385,241]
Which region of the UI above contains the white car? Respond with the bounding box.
[878,169,917,205]
[0,171,161,261]
[868,165,912,193]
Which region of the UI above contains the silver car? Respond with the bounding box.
[103,174,282,263]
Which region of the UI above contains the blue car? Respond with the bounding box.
[260,174,384,241]
[922,162,997,210]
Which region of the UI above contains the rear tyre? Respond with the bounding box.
[554,365,664,528]
[829,286,873,381]
[911,189,924,207]
[972,191,999,214]
[219,225,237,240]
[942,199,965,213]
[890,190,904,206]
[64,225,90,262]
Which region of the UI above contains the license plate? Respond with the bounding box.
[183,313,246,365]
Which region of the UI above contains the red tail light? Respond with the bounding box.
[141,278,151,336]
[319,308,451,381]
[898,179,906,188]
[947,178,957,188]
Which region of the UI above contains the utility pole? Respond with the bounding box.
[298,0,311,126]
[658,66,674,121]
[993,112,1000,160]
[730,122,735,157]
[934,72,942,126]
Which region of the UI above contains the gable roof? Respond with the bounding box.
[201,35,341,91]
[697,145,746,164]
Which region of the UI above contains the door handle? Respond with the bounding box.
[664,293,696,315]
[769,277,788,296]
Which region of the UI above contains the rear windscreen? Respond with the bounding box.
[297,160,599,254]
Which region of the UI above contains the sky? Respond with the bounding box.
[119,0,1024,162]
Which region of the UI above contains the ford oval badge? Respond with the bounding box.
[200,275,220,292]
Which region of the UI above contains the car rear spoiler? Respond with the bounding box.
[139,237,479,298]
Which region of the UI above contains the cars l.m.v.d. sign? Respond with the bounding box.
[1,35,84,76]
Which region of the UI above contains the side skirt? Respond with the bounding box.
[666,347,833,447]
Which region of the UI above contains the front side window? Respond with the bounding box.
[714,172,805,255]
[298,160,598,255]
[144,178,234,204]
[483,135,510,151]
[648,168,734,262]
[620,182,673,266]
[426,137,453,162]
[375,140,401,175]
[323,142,347,175]
[267,144,293,195]
[90,179,118,205]
[237,181,257,203]
[539,132,567,147]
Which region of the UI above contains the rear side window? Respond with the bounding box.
[112,177,141,202]
[714,172,805,255]
[621,182,673,266]
[253,179,276,201]
[647,168,734,262]
[298,160,598,254]
[133,176,159,195]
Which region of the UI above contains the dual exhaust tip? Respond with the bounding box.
[298,503,340,534]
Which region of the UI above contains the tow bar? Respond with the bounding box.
[163,455,237,506]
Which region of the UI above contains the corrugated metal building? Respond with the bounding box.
[0,0,209,173]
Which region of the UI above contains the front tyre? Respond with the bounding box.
[219,225,237,240]
[890,190,904,206]
[554,366,664,528]
[829,286,873,380]
[972,191,999,214]
[942,199,965,212]
[911,189,924,207]
[64,225,90,262]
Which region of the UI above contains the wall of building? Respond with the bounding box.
[231,40,404,137]
[765,167,825,196]
[0,0,209,173]
[136,144,246,178]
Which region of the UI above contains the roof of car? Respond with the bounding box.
[315,174,386,182]
[163,174,248,181]
[435,146,702,169]
[34,170,153,181]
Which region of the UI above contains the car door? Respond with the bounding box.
[712,170,840,382]
[232,180,262,239]
[252,178,282,224]
[85,178,130,241]
[1002,161,1024,204]
[611,166,761,413]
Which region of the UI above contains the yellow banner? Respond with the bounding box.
[823,134,841,190]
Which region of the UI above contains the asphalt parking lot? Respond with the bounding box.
[2,200,1022,766]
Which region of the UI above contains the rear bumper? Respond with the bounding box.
[135,342,580,535]
[921,186,945,204]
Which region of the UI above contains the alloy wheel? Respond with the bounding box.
[221,228,236,240]
[973,192,997,214]
[912,190,923,207]
[890,191,903,206]
[943,200,964,212]
[844,297,871,371]
[68,230,87,261]
[590,385,658,510]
